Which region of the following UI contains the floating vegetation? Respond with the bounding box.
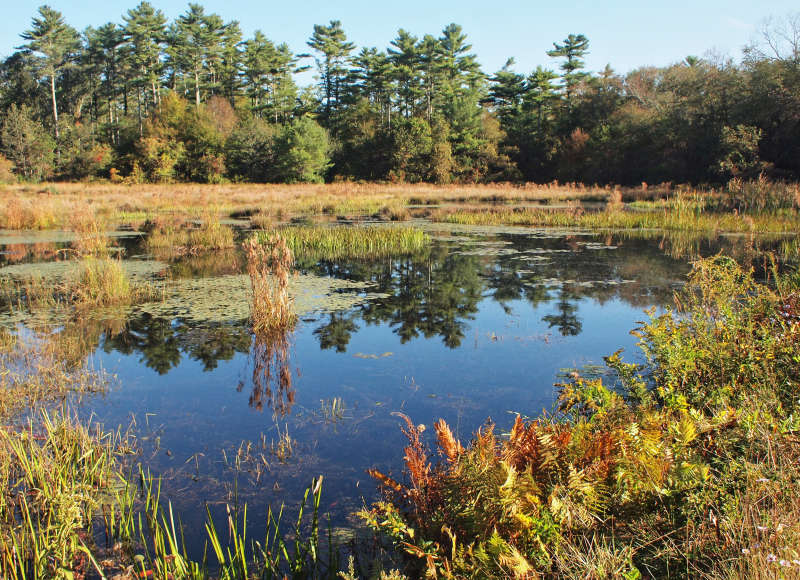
[0,257,162,319]
[255,225,430,262]
[133,273,387,324]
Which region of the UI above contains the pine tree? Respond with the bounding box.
[122,1,167,132]
[307,20,355,124]
[388,29,422,118]
[20,5,81,139]
[547,33,590,113]
[169,4,225,108]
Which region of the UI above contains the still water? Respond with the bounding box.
[0,222,785,552]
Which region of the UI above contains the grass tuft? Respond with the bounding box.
[255,225,430,262]
[243,234,296,336]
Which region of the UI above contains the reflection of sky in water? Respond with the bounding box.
[4,225,795,554]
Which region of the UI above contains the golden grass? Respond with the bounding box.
[0,181,659,230]
[243,235,296,336]
[144,212,235,254]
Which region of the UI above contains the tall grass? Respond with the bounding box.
[0,410,123,579]
[255,225,430,262]
[434,205,800,233]
[0,408,344,578]
[145,213,235,254]
[72,257,133,306]
[243,235,296,336]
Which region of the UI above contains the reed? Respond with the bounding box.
[243,234,296,336]
[434,205,800,233]
[145,213,235,254]
[255,225,430,262]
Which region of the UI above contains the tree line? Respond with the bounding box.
[1,3,799,185]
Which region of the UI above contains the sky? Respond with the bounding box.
[2,0,798,82]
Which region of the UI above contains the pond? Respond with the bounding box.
[0,221,791,555]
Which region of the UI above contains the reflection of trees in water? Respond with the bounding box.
[239,330,295,417]
[304,233,702,351]
[308,246,484,349]
[103,312,250,374]
[98,230,787,366]
[314,312,358,352]
[541,285,582,336]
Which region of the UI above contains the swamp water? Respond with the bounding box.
[0,223,791,555]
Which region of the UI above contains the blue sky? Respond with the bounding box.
[3,0,798,81]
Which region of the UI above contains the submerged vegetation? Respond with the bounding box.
[0,407,342,578]
[363,257,800,578]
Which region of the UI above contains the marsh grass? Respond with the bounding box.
[243,235,296,336]
[0,331,108,420]
[145,212,235,255]
[69,208,111,257]
[0,408,343,578]
[0,410,124,578]
[434,204,800,234]
[0,181,668,231]
[256,225,430,262]
[363,257,800,579]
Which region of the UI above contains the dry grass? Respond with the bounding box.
[144,212,235,255]
[0,181,664,230]
[243,234,296,336]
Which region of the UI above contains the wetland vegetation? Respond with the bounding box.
[1,2,800,578]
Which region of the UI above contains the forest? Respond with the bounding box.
[1,3,799,186]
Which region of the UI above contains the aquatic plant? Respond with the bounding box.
[0,410,124,579]
[255,225,430,262]
[71,257,133,306]
[243,234,296,335]
[434,205,800,234]
[145,213,235,255]
[0,408,344,578]
[363,257,800,578]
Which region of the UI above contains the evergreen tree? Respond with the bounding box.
[168,4,225,108]
[122,2,167,131]
[547,33,590,114]
[20,5,81,139]
[388,30,422,118]
[307,20,355,125]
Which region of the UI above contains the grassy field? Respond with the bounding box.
[0,181,662,230]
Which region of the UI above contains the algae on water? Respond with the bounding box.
[136,273,388,324]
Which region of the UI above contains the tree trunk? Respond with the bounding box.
[50,74,59,139]
[195,69,201,108]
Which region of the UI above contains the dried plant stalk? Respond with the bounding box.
[243,234,296,336]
